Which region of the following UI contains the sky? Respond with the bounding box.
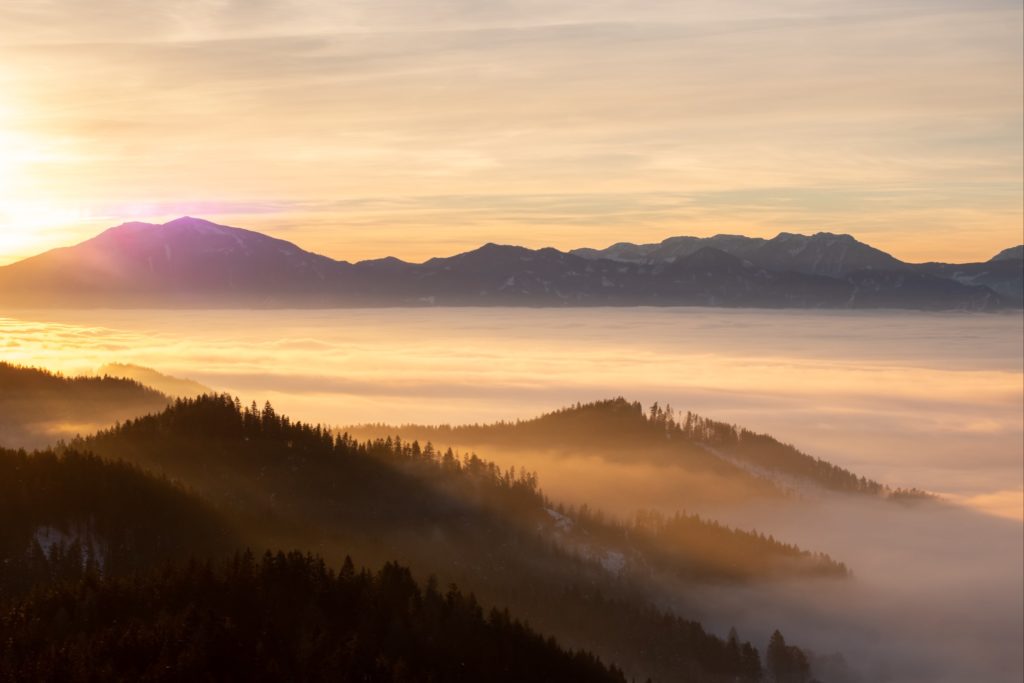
[0,0,1021,265]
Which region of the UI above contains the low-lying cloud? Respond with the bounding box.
[3,308,1019,508]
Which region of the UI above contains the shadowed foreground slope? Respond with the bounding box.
[0,552,628,683]
[0,447,233,600]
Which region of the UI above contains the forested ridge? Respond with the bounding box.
[350,397,929,498]
[58,394,826,681]
[74,395,847,582]
[0,551,629,683]
[0,362,170,450]
[0,364,832,682]
[0,447,233,600]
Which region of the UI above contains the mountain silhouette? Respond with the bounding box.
[576,231,905,278]
[991,245,1023,262]
[0,217,1016,310]
[0,217,346,306]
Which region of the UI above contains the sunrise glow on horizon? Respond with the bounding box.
[1,1,1021,264]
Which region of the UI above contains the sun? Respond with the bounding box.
[0,146,86,259]
[0,216,47,259]
[0,215,39,242]
[0,131,17,189]
[0,202,89,262]
[0,121,88,261]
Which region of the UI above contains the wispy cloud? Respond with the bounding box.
[0,0,1020,262]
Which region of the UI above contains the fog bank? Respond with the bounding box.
[2,307,1019,514]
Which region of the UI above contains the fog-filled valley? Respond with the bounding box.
[345,400,1023,683]
[2,307,1019,513]
[1,307,1021,682]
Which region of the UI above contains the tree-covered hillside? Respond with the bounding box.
[0,362,170,449]
[0,363,831,682]
[0,446,233,600]
[0,551,631,683]
[348,397,927,498]
[69,394,827,682]
[0,438,772,683]
[75,395,845,582]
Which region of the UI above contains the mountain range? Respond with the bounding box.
[0,216,1019,310]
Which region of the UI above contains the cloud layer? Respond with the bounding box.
[2,307,1021,516]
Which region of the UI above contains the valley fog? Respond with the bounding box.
[680,495,1024,683]
[2,307,1020,515]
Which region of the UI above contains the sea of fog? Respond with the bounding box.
[2,307,1020,518]
[2,306,1022,681]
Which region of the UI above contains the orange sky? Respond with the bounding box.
[0,1,1021,265]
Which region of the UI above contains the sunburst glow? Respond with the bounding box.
[0,203,88,256]
[0,1,1019,264]
[0,113,88,258]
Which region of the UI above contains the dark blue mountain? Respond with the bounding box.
[0,218,1014,310]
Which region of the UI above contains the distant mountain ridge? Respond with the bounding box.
[576,232,1023,304]
[991,245,1024,262]
[0,217,1019,310]
[573,231,906,278]
[0,217,344,307]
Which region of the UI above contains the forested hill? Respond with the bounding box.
[75,395,846,580]
[0,441,762,683]
[0,446,234,600]
[70,394,833,682]
[0,447,628,681]
[0,551,630,683]
[0,362,170,449]
[348,398,927,498]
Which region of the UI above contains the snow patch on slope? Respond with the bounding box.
[33,524,107,571]
[545,507,574,532]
